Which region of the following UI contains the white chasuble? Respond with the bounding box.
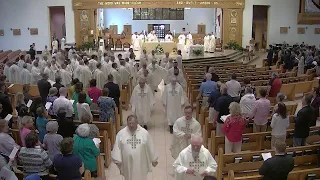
[165,34,173,42]
[119,66,131,85]
[59,69,72,87]
[173,145,217,180]
[147,64,165,88]
[178,34,186,45]
[131,34,140,51]
[8,64,20,83]
[209,35,216,53]
[112,125,158,180]
[162,83,185,125]
[130,84,155,125]
[80,66,92,88]
[20,69,31,84]
[31,66,41,85]
[204,35,210,52]
[93,69,106,89]
[170,117,201,159]
[44,67,55,82]
[110,68,122,87]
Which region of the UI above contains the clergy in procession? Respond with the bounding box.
[3,61,11,79]
[88,55,98,72]
[204,34,210,52]
[59,64,72,87]
[131,32,141,51]
[147,30,157,42]
[8,62,20,83]
[112,115,158,180]
[138,32,146,47]
[119,60,131,86]
[102,58,111,78]
[93,63,106,89]
[177,33,186,51]
[52,37,58,54]
[176,50,183,69]
[99,38,105,52]
[165,31,173,42]
[173,135,217,180]
[79,60,92,88]
[161,52,170,68]
[110,63,122,87]
[130,77,155,130]
[185,32,193,53]
[42,45,51,57]
[44,61,55,82]
[148,50,158,65]
[20,64,32,84]
[147,59,165,92]
[31,62,41,84]
[170,105,201,159]
[140,49,148,65]
[18,55,25,70]
[209,34,216,53]
[162,77,185,134]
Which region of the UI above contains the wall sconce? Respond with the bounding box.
[288,26,291,29]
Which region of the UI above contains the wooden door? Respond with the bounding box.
[123,25,132,35]
[110,25,118,34]
[198,24,206,34]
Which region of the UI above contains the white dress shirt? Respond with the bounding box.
[53,96,74,117]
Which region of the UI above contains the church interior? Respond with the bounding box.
[0,0,320,179]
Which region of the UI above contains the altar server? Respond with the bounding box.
[204,34,210,52]
[209,34,216,53]
[165,32,173,42]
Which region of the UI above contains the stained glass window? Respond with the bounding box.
[133,8,184,20]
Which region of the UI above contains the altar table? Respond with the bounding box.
[142,42,177,53]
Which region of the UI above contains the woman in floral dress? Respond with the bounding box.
[98,88,116,122]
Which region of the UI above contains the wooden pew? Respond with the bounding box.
[217,144,320,180]
[228,168,320,180]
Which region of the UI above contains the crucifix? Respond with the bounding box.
[181,123,193,134]
[127,134,141,149]
[189,158,205,172]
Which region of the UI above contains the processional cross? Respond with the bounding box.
[189,158,205,172]
[127,134,141,149]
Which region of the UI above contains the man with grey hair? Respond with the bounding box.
[148,59,166,92]
[162,77,185,133]
[173,134,217,180]
[240,87,256,119]
[112,115,158,180]
[31,61,41,84]
[130,77,155,129]
[197,73,217,107]
[37,72,52,104]
[267,72,282,97]
[20,63,32,84]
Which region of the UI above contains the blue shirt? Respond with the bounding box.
[53,154,82,180]
[199,80,216,97]
[36,117,48,143]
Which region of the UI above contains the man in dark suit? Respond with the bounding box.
[0,82,13,119]
[37,73,52,104]
[294,94,314,146]
[104,74,120,107]
[259,142,294,180]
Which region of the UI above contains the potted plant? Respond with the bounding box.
[192,49,203,56]
[80,42,94,51]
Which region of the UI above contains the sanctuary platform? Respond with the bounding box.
[114,50,243,65]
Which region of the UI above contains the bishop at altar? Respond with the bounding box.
[112,115,158,180]
[173,135,217,180]
[170,106,201,159]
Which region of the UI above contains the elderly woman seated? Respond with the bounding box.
[79,113,99,139]
[43,121,63,161]
[18,132,52,179]
[0,119,20,162]
[73,124,100,177]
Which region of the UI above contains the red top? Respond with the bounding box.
[88,87,102,104]
[222,116,247,142]
[269,78,282,97]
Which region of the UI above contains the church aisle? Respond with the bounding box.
[107,82,176,180]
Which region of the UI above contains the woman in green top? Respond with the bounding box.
[72,82,92,120]
[73,123,100,175]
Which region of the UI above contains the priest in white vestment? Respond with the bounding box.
[204,34,210,52]
[68,47,76,60]
[177,33,186,51]
[92,63,106,89]
[8,63,20,83]
[170,106,201,159]
[173,135,217,180]
[119,61,131,86]
[110,63,122,88]
[162,77,185,134]
[176,50,183,69]
[20,64,32,84]
[112,115,158,180]
[209,34,216,53]
[137,63,153,88]
[130,78,155,129]
[102,59,111,78]
[3,62,11,79]
[131,32,140,51]
[61,37,66,50]
[99,38,105,52]
[165,32,173,42]
[88,56,98,72]
[148,50,158,65]
[138,32,146,48]
[52,38,58,53]
[161,52,170,68]
[44,62,55,82]
[79,62,92,88]
[17,56,25,70]
[147,60,165,91]
[147,31,157,42]
[185,33,193,52]
[59,64,72,87]
[31,62,41,85]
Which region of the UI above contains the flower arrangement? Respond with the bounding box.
[155,44,164,55]
[192,49,203,56]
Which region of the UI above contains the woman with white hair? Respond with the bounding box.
[73,123,100,176]
[43,121,63,161]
